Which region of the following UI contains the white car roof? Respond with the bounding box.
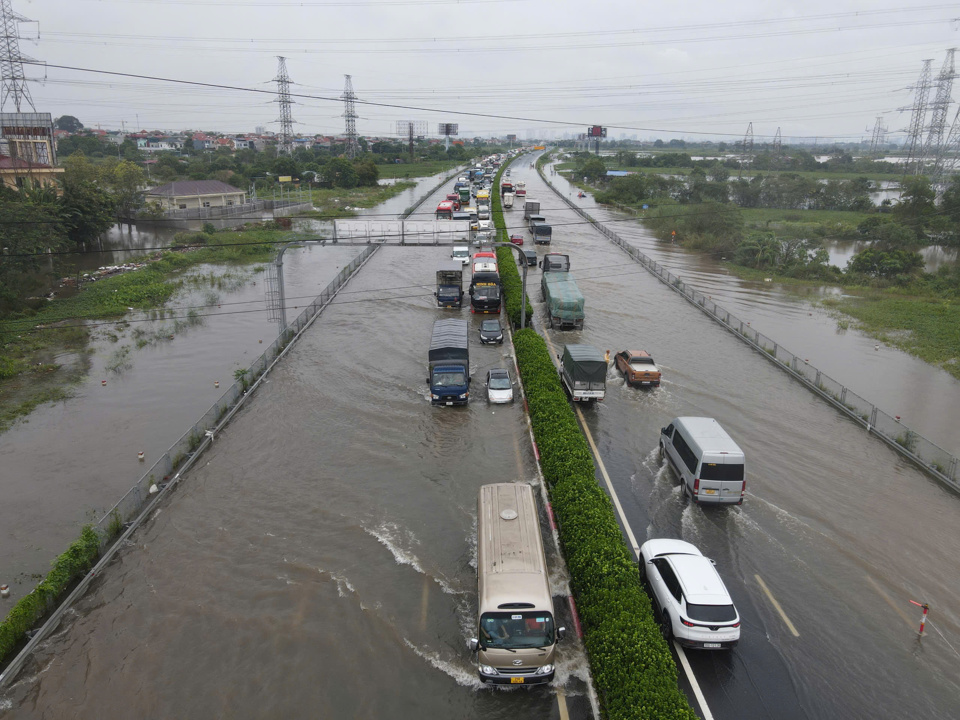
[642,539,732,605]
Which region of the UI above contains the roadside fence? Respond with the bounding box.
[538,165,959,491]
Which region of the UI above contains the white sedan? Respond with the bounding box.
[639,539,740,649]
[485,368,514,404]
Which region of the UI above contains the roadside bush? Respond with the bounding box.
[0,526,101,662]
[512,328,696,720]
[491,158,532,328]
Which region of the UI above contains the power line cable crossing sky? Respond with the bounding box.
[14,0,960,140]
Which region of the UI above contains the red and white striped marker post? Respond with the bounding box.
[909,600,929,636]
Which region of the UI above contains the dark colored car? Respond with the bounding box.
[518,249,537,267]
[479,318,503,344]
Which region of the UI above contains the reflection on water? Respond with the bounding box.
[824,239,958,272]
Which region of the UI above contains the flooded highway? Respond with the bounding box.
[512,161,960,719]
[3,157,960,719]
[0,176,593,719]
[541,163,960,456]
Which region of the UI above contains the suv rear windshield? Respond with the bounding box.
[700,463,744,481]
[686,603,738,623]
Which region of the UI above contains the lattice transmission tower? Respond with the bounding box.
[935,105,960,186]
[342,74,359,159]
[273,56,296,156]
[0,0,36,112]
[737,122,753,180]
[903,59,933,176]
[869,116,887,155]
[925,49,956,169]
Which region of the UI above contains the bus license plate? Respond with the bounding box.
[510,677,525,684]
[704,489,717,495]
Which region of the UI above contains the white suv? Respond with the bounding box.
[639,539,740,649]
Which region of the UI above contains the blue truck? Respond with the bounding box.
[427,319,470,406]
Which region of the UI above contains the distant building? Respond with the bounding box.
[145,180,246,211]
[0,154,64,191]
[0,112,58,166]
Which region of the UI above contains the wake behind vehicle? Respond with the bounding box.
[640,539,740,649]
[614,350,661,386]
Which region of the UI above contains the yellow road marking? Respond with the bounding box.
[755,574,800,637]
[865,575,915,629]
[556,685,570,720]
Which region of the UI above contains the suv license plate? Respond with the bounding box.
[510,677,525,684]
[703,642,721,648]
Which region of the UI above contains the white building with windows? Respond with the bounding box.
[145,180,246,210]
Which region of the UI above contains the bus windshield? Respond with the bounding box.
[479,612,555,650]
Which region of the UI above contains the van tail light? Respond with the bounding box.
[693,478,700,495]
[740,480,747,497]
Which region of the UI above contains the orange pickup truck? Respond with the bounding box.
[614,350,661,387]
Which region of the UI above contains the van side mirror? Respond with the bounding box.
[433,291,437,297]
[557,626,566,641]
[426,378,430,384]
[468,638,479,652]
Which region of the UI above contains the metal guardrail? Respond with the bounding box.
[538,163,959,491]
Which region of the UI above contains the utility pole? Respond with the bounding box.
[903,59,934,176]
[342,74,358,159]
[869,116,886,155]
[772,127,782,167]
[273,56,296,157]
[0,0,36,112]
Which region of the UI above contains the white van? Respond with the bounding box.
[469,483,565,684]
[659,417,746,505]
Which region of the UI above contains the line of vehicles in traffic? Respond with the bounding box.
[434,157,744,682]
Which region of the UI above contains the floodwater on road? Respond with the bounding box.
[0,242,592,720]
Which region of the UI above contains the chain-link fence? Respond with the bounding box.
[539,166,959,491]
[93,243,378,542]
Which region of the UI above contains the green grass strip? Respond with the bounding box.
[0,526,101,663]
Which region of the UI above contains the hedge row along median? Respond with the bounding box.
[497,150,696,719]
[512,328,696,719]
[491,157,533,329]
[0,525,101,663]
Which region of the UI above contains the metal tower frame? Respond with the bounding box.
[0,0,36,112]
[903,59,933,176]
[932,104,960,192]
[737,122,753,180]
[342,74,358,159]
[925,49,956,169]
[869,116,886,155]
[273,56,296,156]
[772,127,782,166]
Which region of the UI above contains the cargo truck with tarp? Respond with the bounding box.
[427,319,470,406]
[540,272,584,330]
[559,344,606,402]
[435,260,464,308]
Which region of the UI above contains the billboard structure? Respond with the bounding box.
[587,125,607,154]
[397,120,428,161]
[438,122,459,150]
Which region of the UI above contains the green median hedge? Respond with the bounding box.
[491,158,533,329]
[0,525,101,663]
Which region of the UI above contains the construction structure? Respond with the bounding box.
[396,120,427,162]
[342,74,359,159]
[273,56,296,157]
[737,122,753,180]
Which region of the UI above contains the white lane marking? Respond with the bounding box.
[675,641,715,720]
[755,574,800,637]
[574,404,641,557]
[864,575,915,630]
[539,333,713,720]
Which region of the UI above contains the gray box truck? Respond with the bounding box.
[541,272,585,330]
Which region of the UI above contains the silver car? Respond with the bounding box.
[485,368,514,404]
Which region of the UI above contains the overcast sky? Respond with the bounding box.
[8,0,960,143]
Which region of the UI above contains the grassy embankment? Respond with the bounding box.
[304,182,416,220]
[0,228,288,435]
[376,159,462,179]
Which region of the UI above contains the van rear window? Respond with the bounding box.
[700,463,744,481]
